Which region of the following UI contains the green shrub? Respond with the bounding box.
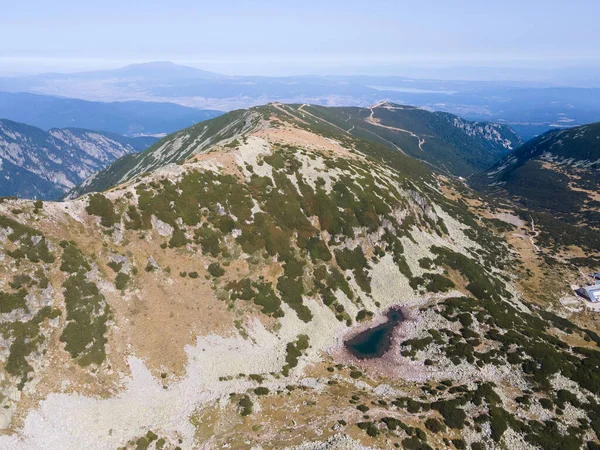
[86,194,116,227]
[169,229,188,248]
[59,272,109,365]
[252,281,284,317]
[115,273,130,290]
[402,436,433,450]
[0,289,28,313]
[60,243,91,274]
[381,417,402,431]
[124,205,143,230]
[357,421,380,438]
[306,237,331,262]
[3,307,60,388]
[432,401,467,429]
[425,418,444,433]
[285,335,310,369]
[335,247,367,271]
[254,387,269,395]
[194,226,223,256]
[452,439,467,450]
[356,309,373,322]
[277,275,312,322]
[208,263,225,278]
[107,261,123,273]
[489,406,509,442]
[238,395,253,416]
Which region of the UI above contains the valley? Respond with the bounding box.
[0,120,158,199]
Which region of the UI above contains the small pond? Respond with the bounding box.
[344,308,405,359]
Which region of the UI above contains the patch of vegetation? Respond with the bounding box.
[115,273,130,290]
[0,215,55,264]
[169,228,189,248]
[225,279,284,317]
[357,421,380,438]
[431,399,467,429]
[1,306,61,389]
[425,418,445,433]
[0,289,28,313]
[305,236,331,262]
[59,241,91,274]
[254,387,269,395]
[59,245,110,366]
[207,262,225,278]
[277,257,312,322]
[335,247,371,293]
[283,335,309,375]
[238,395,253,416]
[107,261,123,273]
[410,273,455,293]
[124,205,143,230]
[86,193,117,227]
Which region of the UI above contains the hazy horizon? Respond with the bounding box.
[3,58,600,78]
[2,0,599,79]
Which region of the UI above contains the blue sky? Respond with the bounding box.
[1,0,599,75]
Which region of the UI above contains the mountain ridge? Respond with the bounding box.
[67,102,522,198]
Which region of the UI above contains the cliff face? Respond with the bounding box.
[0,119,156,199]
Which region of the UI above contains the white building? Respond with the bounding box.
[577,285,600,303]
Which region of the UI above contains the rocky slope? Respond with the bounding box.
[68,102,521,199]
[0,104,598,450]
[0,119,157,199]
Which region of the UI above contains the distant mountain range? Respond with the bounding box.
[2,61,600,140]
[0,119,158,199]
[68,102,522,198]
[0,91,222,136]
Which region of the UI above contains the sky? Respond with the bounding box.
[1,0,599,76]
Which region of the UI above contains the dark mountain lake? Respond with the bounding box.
[344,308,405,359]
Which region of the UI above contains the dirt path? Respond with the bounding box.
[366,107,426,151]
[271,103,310,125]
[529,218,541,252]
[298,104,351,135]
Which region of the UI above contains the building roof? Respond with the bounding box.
[580,285,600,301]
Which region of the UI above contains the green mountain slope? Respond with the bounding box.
[484,122,600,251]
[69,102,521,198]
[296,102,523,175]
